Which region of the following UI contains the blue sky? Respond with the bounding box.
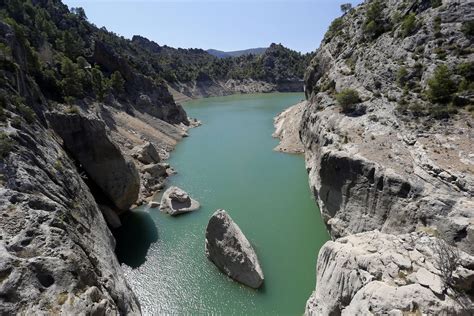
[63,0,363,53]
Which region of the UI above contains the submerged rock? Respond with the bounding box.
[159,186,200,216]
[205,210,264,289]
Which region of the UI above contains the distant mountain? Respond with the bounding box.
[207,47,267,58]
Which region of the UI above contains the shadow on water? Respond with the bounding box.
[113,209,158,268]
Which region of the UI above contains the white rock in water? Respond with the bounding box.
[205,209,264,289]
[160,186,200,216]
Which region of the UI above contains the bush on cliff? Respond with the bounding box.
[401,13,418,38]
[427,65,457,104]
[0,132,14,159]
[336,89,360,112]
[364,0,387,40]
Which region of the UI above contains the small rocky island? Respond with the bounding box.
[160,186,200,216]
[205,210,265,289]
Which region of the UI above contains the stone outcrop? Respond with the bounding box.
[132,142,161,164]
[294,0,474,313]
[159,186,200,216]
[47,112,140,212]
[205,210,264,289]
[169,78,303,100]
[0,122,141,315]
[305,231,474,315]
[272,101,306,154]
[301,0,474,251]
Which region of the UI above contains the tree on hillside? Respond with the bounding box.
[341,3,353,15]
[110,71,125,94]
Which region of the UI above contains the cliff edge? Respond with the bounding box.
[298,0,473,313]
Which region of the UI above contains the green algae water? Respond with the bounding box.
[115,93,329,315]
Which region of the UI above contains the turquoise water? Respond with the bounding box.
[115,93,329,315]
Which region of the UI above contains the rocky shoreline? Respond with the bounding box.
[168,78,303,101]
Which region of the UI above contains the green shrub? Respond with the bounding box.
[433,16,442,38]
[325,17,344,42]
[456,62,474,82]
[16,103,35,123]
[91,67,109,101]
[65,105,80,114]
[0,132,13,159]
[110,71,125,94]
[397,66,409,86]
[427,65,456,104]
[462,20,474,37]
[336,89,360,112]
[430,0,442,8]
[401,13,418,38]
[364,0,386,40]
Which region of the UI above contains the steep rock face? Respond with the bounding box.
[47,112,140,212]
[205,210,264,289]
[272,101,306,154]
[298,0,474,313]
[0,119,140,315]
[305,231,474,315]
[301,0,474,252]
[93,41,188,125]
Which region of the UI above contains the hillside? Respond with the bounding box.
[131,36,311,98]
[295,0,474,314]
[206,47,267,58]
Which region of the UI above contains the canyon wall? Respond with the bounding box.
[298,0,474,313]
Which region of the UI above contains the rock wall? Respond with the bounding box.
[298,0,474,313]
[0,113,141,315]
[168,78,303,100]
[305,231,474,315]
[0,12,191,313]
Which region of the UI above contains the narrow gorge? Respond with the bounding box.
[0,0,473,314]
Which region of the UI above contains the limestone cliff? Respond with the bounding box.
[0,1,190,313]
[298,0,474,313]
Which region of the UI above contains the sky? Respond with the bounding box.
[62,0,363,53]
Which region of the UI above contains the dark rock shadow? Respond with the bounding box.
[113,210,158,268]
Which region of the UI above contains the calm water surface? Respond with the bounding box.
[115,93,329,315]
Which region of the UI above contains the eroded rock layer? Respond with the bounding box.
[299,0,474,313]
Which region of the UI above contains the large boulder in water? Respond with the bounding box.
[159,186,200,216]
[47,112,140,211]
[205,210,264,289]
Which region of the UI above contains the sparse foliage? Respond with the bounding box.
[340,3,352,15]
[0,132,14,159]
[427,65,456,104]
[110,71,125,94]
[432,237,460,288]
[401,13,418,38]
[336,89,360,112]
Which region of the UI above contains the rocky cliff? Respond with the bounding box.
[0,1,191,313]
[298,0,474,313]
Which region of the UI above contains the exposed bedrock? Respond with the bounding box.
[305,231,474,315]
[298,0,474,313]
[0,124,141,315]
[47,112,140,212]
[205,210,264,289]
[300,0,474,254]
[272,101,306,154]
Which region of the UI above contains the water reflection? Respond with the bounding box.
[114,208,158,268]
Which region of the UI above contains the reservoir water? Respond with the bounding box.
[115,93,329,315]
